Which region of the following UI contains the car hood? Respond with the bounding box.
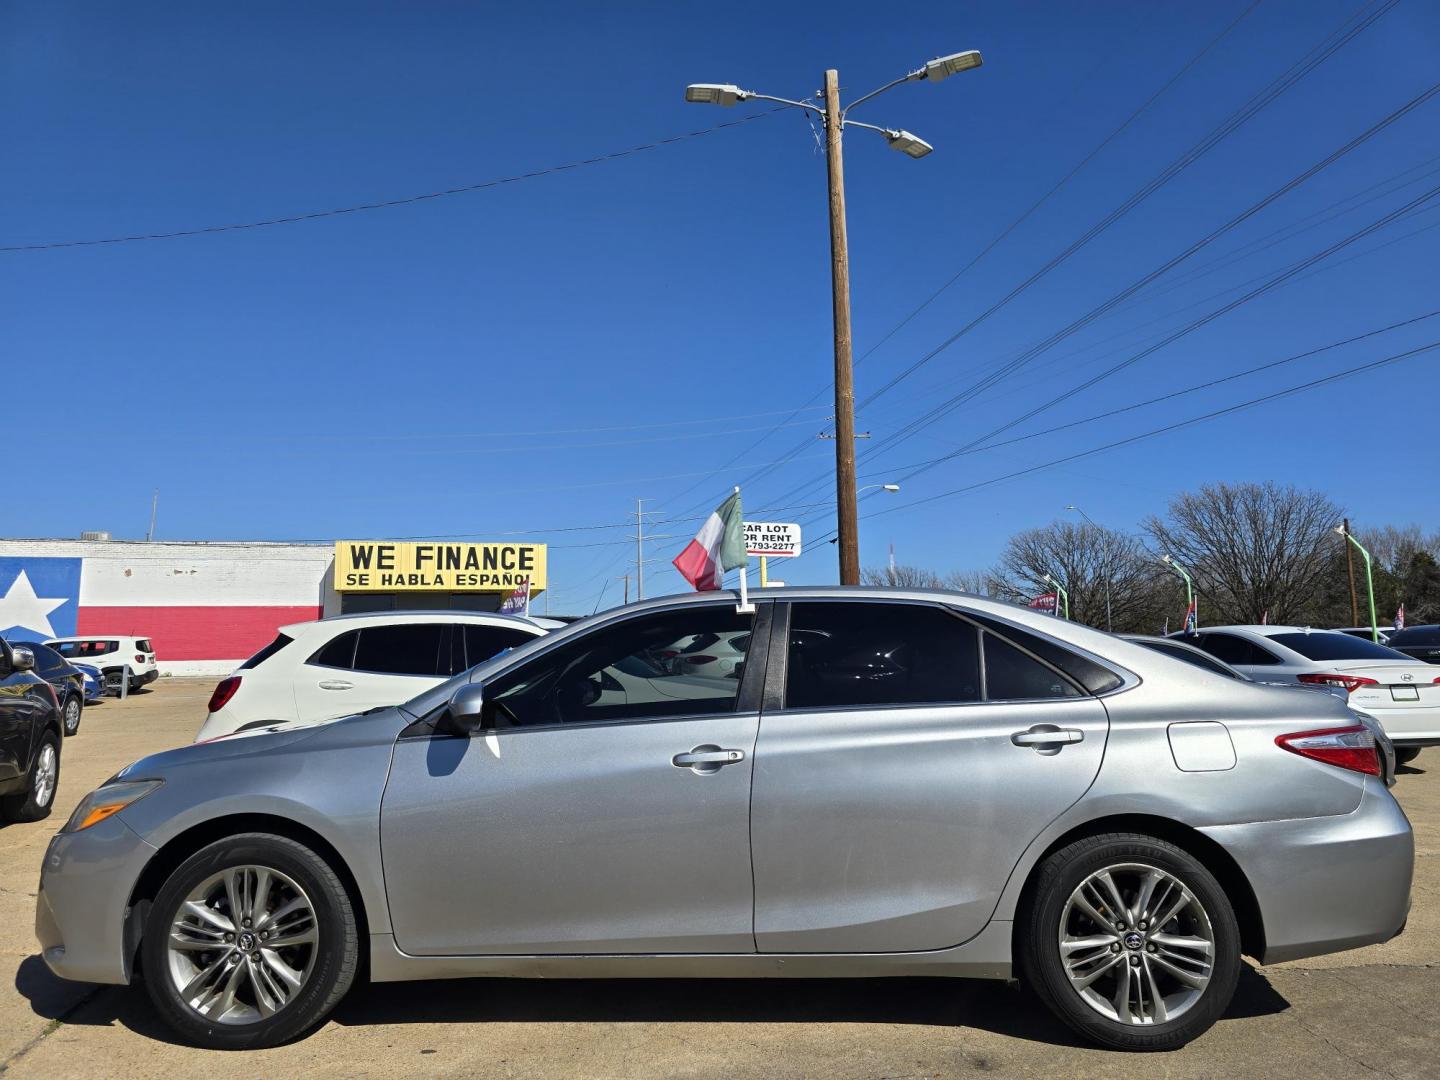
[116,706,409,781]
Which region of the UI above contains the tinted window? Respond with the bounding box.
[984,633,1082,699]
[136,639,153,654]
[967,612,1123,694]
[785,602,981,709]
[1269,632,1410,662]
[464,624,538,668]
[239,633,294,670]
[310,630,359,670]
[16,642,67,678]
[1134,639,1240,679]
[1389,626,1440,646]
[353,623,446,677]
[1193,633,1279,666]
[488,606,753,728]
[50,639,117,659]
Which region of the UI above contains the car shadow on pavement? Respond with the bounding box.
[15,956,1289,1049]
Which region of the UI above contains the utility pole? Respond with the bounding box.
[635,499,645,600]
[147,490,159,542]
[1342,516,1359,626]
[824,69,860,587]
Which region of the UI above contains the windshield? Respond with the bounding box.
[1268,632,1411,662]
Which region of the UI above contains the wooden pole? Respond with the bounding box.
[824,69,860,586]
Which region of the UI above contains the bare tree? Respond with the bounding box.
[1145,482,1342,625]
[990,520,1166,632]
[860,564,947,589]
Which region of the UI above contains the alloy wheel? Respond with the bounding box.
[32,745,57,808]
[166,865,319,1025]
[1058,861,1215,1025]
[64,698,81,734]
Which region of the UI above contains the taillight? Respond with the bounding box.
[1276,725,1379,776]
[207,676,241,713]
[684,655,718,665]
[1296,673,1378,694]
[135,654,146,664]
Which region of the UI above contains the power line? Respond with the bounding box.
[0,109,781,254]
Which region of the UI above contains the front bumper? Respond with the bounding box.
[35,816,158,985]
[1201,776,1412,964]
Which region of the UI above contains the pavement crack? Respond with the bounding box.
[0,986,104,1075]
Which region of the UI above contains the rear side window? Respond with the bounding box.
[983,633,1082,700]
[310,630,360,670]
[353,623,446,677]
[464,624,538,667]
[51,639,117,659]
[966,613,1123,694]
[785,602,981,709]
[1268,632,1408,662]
[239,633,294,670]
[136,639,153,654]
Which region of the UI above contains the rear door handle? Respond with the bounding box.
[672,744,746,773]
[1011,726,1085,750]
[318,680,354,691]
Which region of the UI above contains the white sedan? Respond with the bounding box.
[1178,624,1440,763]
[196,611,562,741]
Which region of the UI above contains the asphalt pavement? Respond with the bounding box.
[2,678,1436,1078]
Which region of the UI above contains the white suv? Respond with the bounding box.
[46,635,158,694]
[195,611,562,741]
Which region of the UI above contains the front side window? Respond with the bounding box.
[785,602,981,709]
[487,606,755,728]
[464,624,539,668]
[1195,633,1279,666]
[310,630,360,670]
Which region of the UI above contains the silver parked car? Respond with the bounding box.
[36,588,1412,1052]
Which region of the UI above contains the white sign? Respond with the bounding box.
[744,521,802,558]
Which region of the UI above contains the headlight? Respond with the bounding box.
[63,780,163,833]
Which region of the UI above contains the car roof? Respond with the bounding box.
[1192,625,1343,638]
[279,610,561,636]
[45,635,141,643]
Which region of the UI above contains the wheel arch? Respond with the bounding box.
[1011,813,1266,962]
[124,813,371,981]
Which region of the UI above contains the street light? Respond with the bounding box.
[1043,572,1070,620]
[1160,554,1196,633]
[859,483,902,494]
[1067,504,1113,632]
[1335,525,1379,643]
[685,49,984,586]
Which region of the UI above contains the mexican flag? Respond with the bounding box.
[673,490,749,592]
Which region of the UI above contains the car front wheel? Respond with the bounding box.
[62,695,82,736]
[1020,833,1241,1051]
[141,833,359,1049]
[0,732,60,822]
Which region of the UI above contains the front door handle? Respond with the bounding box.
[1011,725,1085,753]
[318,680,354,691]
[672,744,746,773]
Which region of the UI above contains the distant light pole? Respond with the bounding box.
[686,50,984,587]
[858,483,902,495]
[1335,525,1378,642]
[1160,554,1196,632]
[1067,504,1112,632]
[1043,572,1069,620]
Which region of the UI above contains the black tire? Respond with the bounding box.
[0,730,60,823]
[141,833,359,1049]
[62,694,83,736]
[1394,747,1421,766]
[1020,832,1241,1052]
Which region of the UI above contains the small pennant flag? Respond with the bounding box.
[1395,603,1405,631]
[499,575,531,616]
[673,490,748,592]
[1183,598,1198,635]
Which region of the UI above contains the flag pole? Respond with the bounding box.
[735,486,755,613]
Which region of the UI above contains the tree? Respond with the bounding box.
[990,520,1168,632]
[1144,482,1342,625]
[860,563,947,589]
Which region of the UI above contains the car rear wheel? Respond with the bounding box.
[0,732,60,822]
[1020,833,1241,1051]
[141,833,359,1049]
[62,695,82,736]
[1394,747,1421,766]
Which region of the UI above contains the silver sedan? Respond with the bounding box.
[36,588,1411,1052]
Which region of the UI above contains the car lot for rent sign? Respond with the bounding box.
[335,541,547,592]
[744,522,802,558]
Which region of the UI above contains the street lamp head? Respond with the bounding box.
[921,50,984,81]
[1161,554,1173,565]
[885,129,934,159]
[685,83,746,107]
[1333,525,1348,537]
[882,483,900,492]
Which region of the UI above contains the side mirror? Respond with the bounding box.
[11,646,35,673]
[442,683,488,736]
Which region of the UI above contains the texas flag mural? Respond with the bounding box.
[0,554,322,668]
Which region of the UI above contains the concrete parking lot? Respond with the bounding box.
[2,679,1437,1078]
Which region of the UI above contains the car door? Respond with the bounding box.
[379,601,768,955]
[0,641,37,786]
[292,623,453,720]
[750,600,1114,953]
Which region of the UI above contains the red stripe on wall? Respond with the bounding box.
[76,605,323,661]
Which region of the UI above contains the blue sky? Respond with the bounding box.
[4,0,1438,613]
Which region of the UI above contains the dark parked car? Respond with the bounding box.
[1385,625,1440,664]
[74,662,106,704]
[17,641,87,736]
[1,637,63,822]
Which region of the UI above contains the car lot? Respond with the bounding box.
[2,678,1438,1078]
